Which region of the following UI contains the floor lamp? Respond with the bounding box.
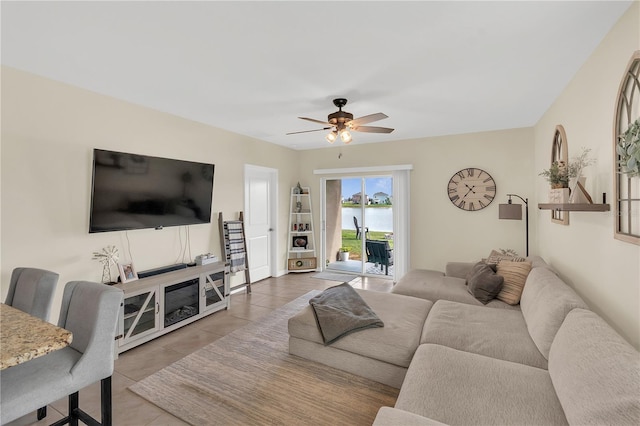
[498,194,529,257]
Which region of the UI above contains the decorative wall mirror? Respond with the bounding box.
[551,125,569,225]
[614,51,639,245]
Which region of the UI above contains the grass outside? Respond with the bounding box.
[340,229,393,260]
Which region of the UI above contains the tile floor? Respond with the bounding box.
[8,273,393,426]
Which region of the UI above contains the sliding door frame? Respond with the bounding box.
[315,165,412,281]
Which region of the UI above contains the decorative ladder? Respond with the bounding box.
[218,212,251,294]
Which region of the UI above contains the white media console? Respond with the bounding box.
[114,261,229,353]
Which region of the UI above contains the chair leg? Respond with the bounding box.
[49,384,108,426]
[101,376,112,426]
[37,406,47,420]
[69,392,79,426]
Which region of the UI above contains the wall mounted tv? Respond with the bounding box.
[89,149,214,233]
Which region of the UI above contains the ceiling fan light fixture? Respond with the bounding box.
[288,98,394,145]
[326,131,337,144]
[340,129,352,143]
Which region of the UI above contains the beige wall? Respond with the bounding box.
[297,127,535,271]
[0,67,299,321]
[1,3,638,350]
[533,3,640,348]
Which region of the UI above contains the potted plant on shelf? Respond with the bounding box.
[338,247,350,261]
[617,118,640,177]
[539,160,570,189]
[540,147,595,203]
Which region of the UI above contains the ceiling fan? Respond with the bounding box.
[286,98,394,144]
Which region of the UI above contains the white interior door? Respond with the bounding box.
[244,165,277,282]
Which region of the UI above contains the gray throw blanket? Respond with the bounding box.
[309,283,384,345]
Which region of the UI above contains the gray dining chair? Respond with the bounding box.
[0,281,124,426]
[5,267,59,321]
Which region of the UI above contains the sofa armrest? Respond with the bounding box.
[373,407,447,426]
[445,262,475,279]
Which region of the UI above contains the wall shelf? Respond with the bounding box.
[537,203,610,212]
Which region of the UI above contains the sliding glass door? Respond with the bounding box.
[323,176,394,278]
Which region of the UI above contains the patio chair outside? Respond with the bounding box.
[365,240,393,275]
[353,216,369,240]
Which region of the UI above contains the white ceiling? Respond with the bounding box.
[1,1,633,150]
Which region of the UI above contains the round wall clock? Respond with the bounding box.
[447,168,496,211]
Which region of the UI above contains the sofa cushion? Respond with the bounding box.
[549,309,640,425]
[526,255,552,271]
[392,269,519,310]
[288,289,432,368]
[445,261,475,279]
[495,260,532,305]
[466,262,504,304]
[373,407,447,426]
[421,300,547,369]
[519,267,587,359]
[395,344,568,425]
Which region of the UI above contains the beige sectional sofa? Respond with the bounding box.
[288,256,640,425]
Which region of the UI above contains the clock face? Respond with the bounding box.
[447,168,496,211]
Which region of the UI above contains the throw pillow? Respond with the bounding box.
[466,262,504,304]
[486,249,526,266]
[496,261,533,305]
[465,261,496,284]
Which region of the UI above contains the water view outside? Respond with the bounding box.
[342,207,393,232]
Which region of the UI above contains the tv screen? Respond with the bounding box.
[89,149,214,233]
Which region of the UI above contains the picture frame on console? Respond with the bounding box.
[118,262,139,283]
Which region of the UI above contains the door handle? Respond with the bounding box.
[268,228,273,232]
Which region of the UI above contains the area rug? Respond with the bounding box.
[129,291,398,425]
[311,271,357,282]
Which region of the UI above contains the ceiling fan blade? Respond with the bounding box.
[299,117,332,126]
[348,112,388,127]
[351,125,395,134]
[286,127,331,135]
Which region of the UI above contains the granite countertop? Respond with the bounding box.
[0,303,73,370]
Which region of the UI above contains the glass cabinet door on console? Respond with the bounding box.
[119,288,159,346]
[200,271,226,313]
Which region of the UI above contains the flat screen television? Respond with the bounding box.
[89,149,214,233]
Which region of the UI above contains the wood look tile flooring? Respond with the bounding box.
[7,273,393,426]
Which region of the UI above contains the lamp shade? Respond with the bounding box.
[340,129,352,144]
[326,131,337,143]
[499,203,522,220]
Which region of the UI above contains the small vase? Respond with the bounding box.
[569,177,590,203]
